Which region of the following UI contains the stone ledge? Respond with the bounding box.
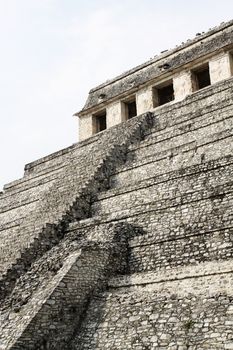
[92,182,233,221]
[2,165,65,193]
[129,225,233,248]
[130,106,233,153]
[112,134,233,185]
[108,259,233,291]
[95,156,233,202]
[0,198,40,215]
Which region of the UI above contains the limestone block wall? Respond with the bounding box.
[0,221,136,350]
[0,69,233,349]
[0,111,153,319]
[209,52,233,84]
[68,78,233,350]
[128,227,233,273]
[91,158,233,274]
[3,224,127,350]
[106,101,124,128]
[73,274,233,349]
[136,86,154,115]
[109,79,233,189]
[173,70,193,101]
[79,114,93,141]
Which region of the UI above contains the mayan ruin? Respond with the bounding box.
[0,18,233,349]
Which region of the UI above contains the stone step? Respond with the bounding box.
[1,136,101,196]
[0,199,38,231]
[141,79,233,139]
[0,165,64,199]
[127,226,233,274]
[109,258,233,289]
[92,161,233,217]
[110,134,233,188]
[71,189,233,248]
[92,180,233,221]
[130,117,233,165]
[138,92,233,146]
[72,260,233,349]
[96,155,233,200]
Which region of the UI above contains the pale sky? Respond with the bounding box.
[1,0,233,189]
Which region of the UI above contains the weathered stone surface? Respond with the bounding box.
[0,20,233,350]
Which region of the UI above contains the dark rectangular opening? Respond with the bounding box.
[93,111,106,133]
[125,99,137,119]
[193,65,211,90]
[156,83,174,106]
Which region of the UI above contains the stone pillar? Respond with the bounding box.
[231,54,233,75]
[173,71,193,101]
[106,101,124,128]
[209,52,232,84]
[79,114,93,141]
[136,86,154,115]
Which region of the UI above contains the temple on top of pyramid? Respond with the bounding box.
[76,20,233,141]
[1,20,233,350]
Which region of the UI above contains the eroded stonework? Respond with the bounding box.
[0,20,233,350]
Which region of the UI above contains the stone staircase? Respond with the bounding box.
[0,78,233,349]
[70,80,233,349]
[0,112,153,349]
[0,223,131,350]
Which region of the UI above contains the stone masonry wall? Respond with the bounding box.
[0,111,153,300]
[72,279,233,349]
[0,73,233,348]
[68,78,233,349]
[0,110,153,349]
[0,222,134,350]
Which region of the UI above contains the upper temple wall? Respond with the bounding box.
[76,20,233,141]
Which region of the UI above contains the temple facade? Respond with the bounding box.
[76,20,233,141]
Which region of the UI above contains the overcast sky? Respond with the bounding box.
[1,0,233,190]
